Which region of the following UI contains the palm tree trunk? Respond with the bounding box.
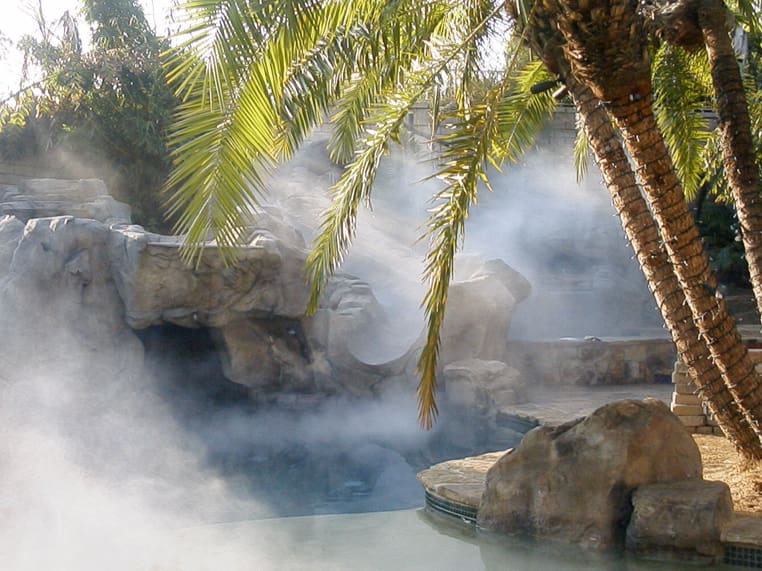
[698,0,762,322]
[512,0,762,457]
[606,90,762,441]
[567,74,762,458]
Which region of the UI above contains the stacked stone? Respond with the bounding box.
[672,350,762,436]
[670,361,723,436]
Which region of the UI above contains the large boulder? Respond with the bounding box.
[439,257,530,365]
[477,398,702,549]
[0,216,143,386]
[626,480,733,562]
[217,316,320,393]
[109,225,310,329]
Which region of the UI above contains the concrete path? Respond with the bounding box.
[500,382,674,428]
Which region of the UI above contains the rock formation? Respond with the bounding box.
[626,479,733,562]
[0,178,530,405]
[477,398,703,550]
[109,225,311,329]
[439,257,531,365]
[0,215,144,388]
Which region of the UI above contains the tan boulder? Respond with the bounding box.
[477,398,702,549]
[110,225,310,329]
[439,258,530,365]
[217,317,316,392]
[626,480,733,562]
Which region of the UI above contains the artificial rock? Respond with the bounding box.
[0,216,144,386]
[477,398,703,549]
[0,177,531,402]
[439,257,531,365]
[626,479,733,562]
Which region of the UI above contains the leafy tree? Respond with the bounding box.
[0,0,177,230]
[163,0,762,458]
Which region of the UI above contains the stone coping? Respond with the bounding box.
[416,450,506,509]
[417,449,506,514]
[417,449,762,566]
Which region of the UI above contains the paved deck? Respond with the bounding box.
[499,382,674,427]
[418,383,762,567]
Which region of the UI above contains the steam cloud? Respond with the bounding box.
[0,133,661,569]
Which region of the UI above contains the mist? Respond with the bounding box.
[266,132,662,344]
[461,150,664,339]
[0,324,442,570]
[0,126,665,569]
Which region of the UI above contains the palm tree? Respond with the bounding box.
[572,74,762,458]
[698,1,762,321]
[647,0,762,321]
[510,0,762,457]
[546,0,762,442]
[163,0,762,454]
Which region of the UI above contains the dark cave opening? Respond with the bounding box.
[135,323,251,414]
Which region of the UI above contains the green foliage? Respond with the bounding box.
[0,0,178,230]
[415,58,555,425]
[165,0,398,263]
[652,44,713,200]
[166,0,554,426]
[162,0,762,428]
[573,111,589,183]
[696,197,749,286]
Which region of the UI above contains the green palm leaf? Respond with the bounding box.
[305,33,466,315]
[164,0,385,264]
[416,58,554,428]
[652,43,712,200]
[573,112,590,183]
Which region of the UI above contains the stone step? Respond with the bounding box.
[671,403,705,416]
[672,392,702,406]
[678,415,708,427]
[674,382,697,395]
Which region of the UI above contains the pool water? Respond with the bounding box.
[169,508,743,571]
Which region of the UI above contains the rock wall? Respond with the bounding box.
[0,178,531,407]
[0,215,144,388]
[507,337,676,386]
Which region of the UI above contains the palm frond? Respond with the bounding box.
[275,26,360,158]
[574,111,590,183]
[415,58,554,428]
[326,2,451,164]
[727,0,760,35]
[305,35,465,315]
[652,43,712,200]
[494,60,557,162]
[164,0,385,264]
[439,0,502,110]
[305,0,507,321]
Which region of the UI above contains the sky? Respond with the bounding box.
[0,0,173,96]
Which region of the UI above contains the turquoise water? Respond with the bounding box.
[171,508,741,571]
